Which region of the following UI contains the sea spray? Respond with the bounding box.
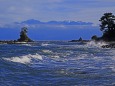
[1,41,115,85]
[3,53,43,64]
[41,43,51,46]
[21,44,32,47]
[42,50,53,53]
[86,41,107,48]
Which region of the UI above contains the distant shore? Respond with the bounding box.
[1,40,115,48]
[0,40,34,44]
[69,40,90,42]
[69,39,115,48]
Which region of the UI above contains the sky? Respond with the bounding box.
[0,0,115,25]
[0,0,114,40]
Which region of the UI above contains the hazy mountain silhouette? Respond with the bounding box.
[18,19,93,25]
[0,19,100,40]
[20,19,43,24]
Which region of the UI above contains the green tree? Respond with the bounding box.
[18,27,32,42]
[91,35,97,41]
[99,13,115,41]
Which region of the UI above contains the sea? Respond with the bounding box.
[0,41,115,86]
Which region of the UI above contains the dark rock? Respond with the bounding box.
[17,27,33,42]
[101,43,115,48]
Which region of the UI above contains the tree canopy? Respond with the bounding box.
[17,27,33,42]
[99,13,115,41]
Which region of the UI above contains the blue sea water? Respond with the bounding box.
[0,41,115,86]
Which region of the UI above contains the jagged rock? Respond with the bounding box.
[102,43,115,48]
[17,27,33,42]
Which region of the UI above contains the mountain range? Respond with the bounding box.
[0,19,100,40]
[14,19,93,25]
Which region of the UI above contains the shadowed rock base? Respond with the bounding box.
[102,43,115,48]
[17,27,33,42]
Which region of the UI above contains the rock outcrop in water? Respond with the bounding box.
[92,13,115,42]
[101,43,115,48]
[91,13,115,48]
[0,27,33,44]
[17,27,33,42]
[69,37,89,43]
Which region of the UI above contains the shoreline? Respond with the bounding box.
[69,40,90,42]
[0,40,35,44]
[1,40,115,48]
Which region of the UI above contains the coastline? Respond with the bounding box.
[1,40,115,48]
[69,40,115,48]
[0,40,34,44]
[69,40,90,42]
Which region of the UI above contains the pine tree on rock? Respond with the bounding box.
[99,13,115,41]
[18,27,33,42]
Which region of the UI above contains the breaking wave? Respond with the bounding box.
[21,44,32,47]
[42,50,53,53]
[41,43,51,46]
[3,53,43,64]
[86,41,107,48]
[1,41,115,85]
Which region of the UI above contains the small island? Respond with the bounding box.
[69,37,90,43]
[91,13,115,48]
[17,27,33,42]
[69,12,115,48]
[0,27,33,44]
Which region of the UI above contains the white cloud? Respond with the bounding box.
[47,0,63,3]
[0,0,115,25]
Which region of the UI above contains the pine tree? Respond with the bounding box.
[18,27,33,42]
[99,13,115,41]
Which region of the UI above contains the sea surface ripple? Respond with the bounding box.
[0,41,115,86]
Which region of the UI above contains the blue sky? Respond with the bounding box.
[0,0,114,40]
[0,0,115,25]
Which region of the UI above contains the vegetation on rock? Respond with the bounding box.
[78,37,82,41]
[17,27,33,42]
[100,13,115,41]
[92,13,115,42]
[91,35,98,41]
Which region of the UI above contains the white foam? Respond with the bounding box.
[21,44,32,47]
[72,54,89,60]
[41,43,50,46]
[4,53,43,64]
[42,50,53,53]
[86,41,107,48]
[51,55,60,58]
[70,41,107,49]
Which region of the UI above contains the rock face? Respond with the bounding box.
[101,43,115,48]
[78,37,82,41]
[17,27,33,42]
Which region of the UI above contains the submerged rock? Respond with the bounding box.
[101,43,115,48]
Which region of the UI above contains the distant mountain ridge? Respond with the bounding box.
[0,19,100,40]
[16,19,93,25]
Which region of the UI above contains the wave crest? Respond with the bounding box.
[4,53,43,64]
[86,41,107,48]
